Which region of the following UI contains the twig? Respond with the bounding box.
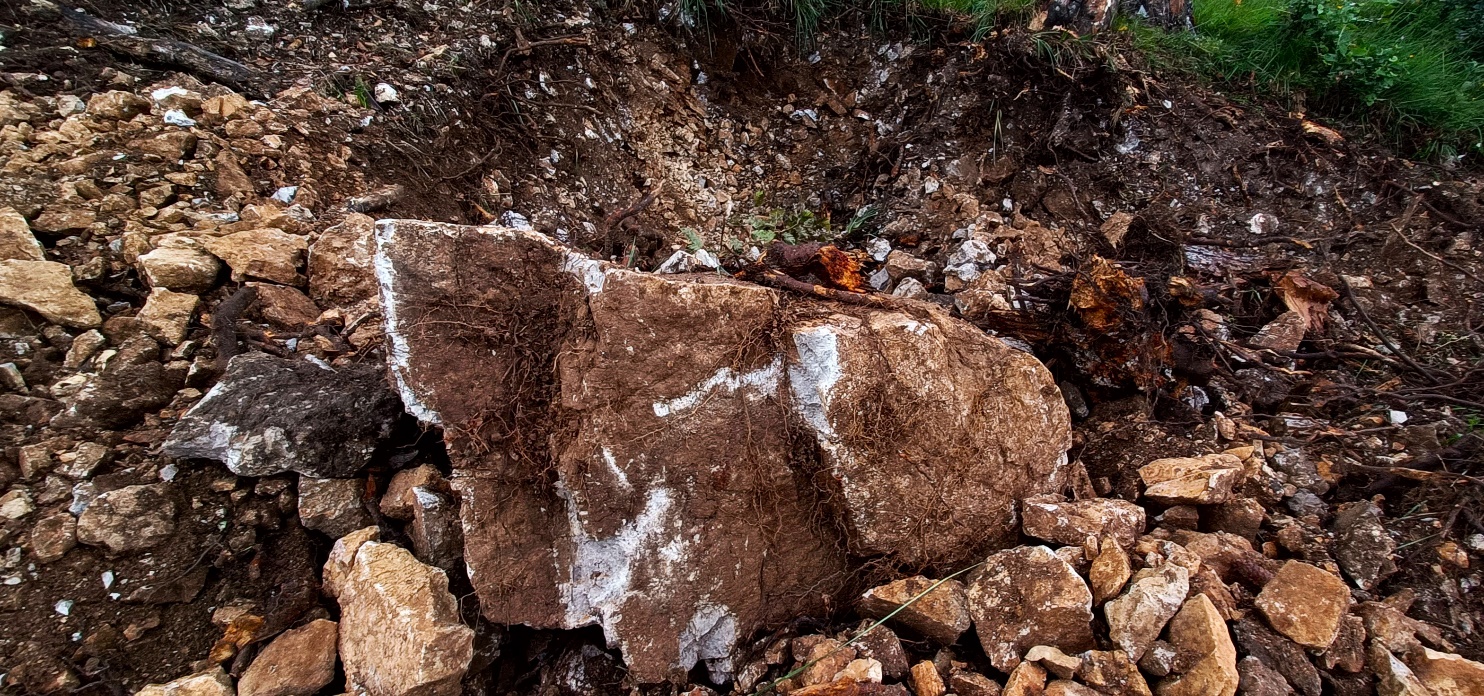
[1336,274,1444,386]
[1390,195,1484,286]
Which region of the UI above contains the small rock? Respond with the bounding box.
[1002,661,1046,696]
[967,546,1094,672]
[1024,645,1081,679]
[1233,618,1322,696]
[1407,646,1484,695]
[409,485,463,570]
[836,658,883,683]
[30,513,77,562]
[1045,681,1100,696]
[136,288,198,345]
[853,623,909,680]
[1156,505,1201,530]
[1104,563,1190,660]
[76,483,176,553]
[307,213,378,315]
[1248,311,1308,353]
[1237,656,1296,696]
[1358,600,1452,656]
[63,329,107,368]
[374,83,400,104]
[883,250,931,283]
[949,669,1003,696]
[0,488,34,519]
[1369,644,1431,696]
[891,276,929,300]
[163,353,402,477]
[1138,454,1243,505]
[910,661,945,696]
[1332,500,1397,591]
[1090,534,1132,604]
[1078,650,1151,696]
[380,464,444,520]
[136,668,233,696]
[0,207,45,261]
[1157,595,1239,696]
[1254,561,1351,649]
[298,477,374,539]
[795,637,857,687]
[1021,494,1145,549]
[323,526,379,599]
[238,619,338,696]
[859,576,971,646]
[332,536,474,696]
[201,228,307,285]
[0,260,101,328]
[249,283,321,330]
[1318,614,1366,673]
[1207,497,1265,540]
[139,244,222,293]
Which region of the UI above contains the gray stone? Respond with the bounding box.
[77,483,176,553]
[298,477,374,539]
[1333,500,1396,591]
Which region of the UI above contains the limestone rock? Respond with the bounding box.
[380,464,444,520]
[136,668,234,696]
[859,576,971,646]
[332,538,473,696]
[1138,454,1243,505]
[1002,662,1047,696]
[239,619,338,696]
[854,623,909,680]
[1332,500,1397,591]
[0,207,45,261]
[249,283,321,330]
[1254,561,1351,649]
[1077,650,1152,696]
[139,243,222,292]
[163,353,402,477]
[377,220,1071,681]
[308,213,379,314]
[1237,656,1295,696]
[968,545,1094,672]
[136,288,198,345]
[949,669,1002,696]
[1104,563,1190,661]
[1024,645,1081,679]
[795,637,857,687]
[1369,644,1431,696]
[910,661,945,696]
[1090,534,1132,604]
[30,513,77,562]
[1319,614,1366,674]
[883,250,932,283]
[1248,311,1307,353]
[201,228,307,285]
[322,526,379,599]
[1045,682,1099,696]
[1156,595,1238,696]
[1021,494,1145,549]
[86,91,150,120]
[76,483,176,553]
[1232,618,1321,696]
[298,477,374,539]
[0,260,100,328]
[1408,647,1484,696]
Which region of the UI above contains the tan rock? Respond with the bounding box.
[1003,661,1047,696]
[76,483,176,553]
[130,131,198,160]
[334,540,473,696]
[968,546,1094,672]
[239,619,338,696]
[1022,494,1145,549]
[215,150,254,199]
[1024,645,1081,679]
[1249,311,1307,353]
[1156,595,1238,696]
[298,477,374,539]
[1090,534,1132,604]
[1408,647,1484,696]
[249,283,321,330]
[1078,650,1152,696]
[859,576,971,646]
[1139,454,1243,505]
[834,658,882,683]
[796,637,856,687]
[1045,682,1100,696]
[322,526,379,599]
[139,243,222,292]
[380,464,445,520]
[1369,644,1432,696]
[308,213,378,314]
[0,207,45,261]
[911,661,945,696]
[1254,561,1350,649]
[202,228,307,285]
[86,91,151,120]
[30,513,77,563]
[0,260,100,327]
[135,669,233,696]
[1104,563,1190,661]
[950,669,1003,696]
[1359,601,1453,656]
[136,288,198,345]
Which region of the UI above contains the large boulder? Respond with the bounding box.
[374,221,1073,682]
[162,353,402,477]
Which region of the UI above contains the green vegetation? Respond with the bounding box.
[1125,0,1484,155]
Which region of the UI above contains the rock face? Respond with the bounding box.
[0,260,101,328]
[331,535,473,696]
[163,353,402,477]
[1253,561,1350,650]
[76,483,176,553]
[967,545,1094,672]
[238,619,339,696]
[859,576,972,646]
[375,220,1072,681]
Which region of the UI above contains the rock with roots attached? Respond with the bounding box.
[373,220,1073,682]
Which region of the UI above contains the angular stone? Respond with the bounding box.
[1369,644,1431,696]
[883,250,932,283]
[202,228,307,285]
[1169,530,1271,583]
[837,658,883,683]
[968,546,1094,672]
[910,661,945,696]
[1233,618,1321,696]
[1408,647,1484,696]
[136,668,234,696]
[1024,645,1081,679]
[1002,662,1046,696]
[1332,500,1397,591]
[0,260,100,328]
[298,477,374,539]
[1022,494,1145,549]
[1046,682,1099,696]
[30,513,77,562]
[249,283,321,330]
[1078,650,1152,696]
[1,488,34,519]
[1237,656,1295,696]
[377,221,1071,681]
[409,483,463,570]
[76,483,176,553]
[1358,600,1452,656]
[1139,454,1243,505]
[239,619,338,696]
[859,576,971,646]
[53,335,184,428]
[323,526,379,599]
[86,91,150,120]
[0,207,45,261]
[950,669,1002,696]
[1090,534,1132,604]
[332,537,473,696]
[163,353,401,477]
[1249,311,1307,353]
[1206,497,1264,540]
[136,288,198,345]
[1319,614,1366,673]
[130,131,198,160]
[1104,563,1190,660]
[380,464,444,520]
[1156,595,1238,696]
[139,243,222,293]
[32,207,96,234]
[854,623,909,680]
[308,213,379,314]
[1254,561,1351,649]
[795,637,857,687]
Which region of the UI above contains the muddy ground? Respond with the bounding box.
[0,0,1482,694]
